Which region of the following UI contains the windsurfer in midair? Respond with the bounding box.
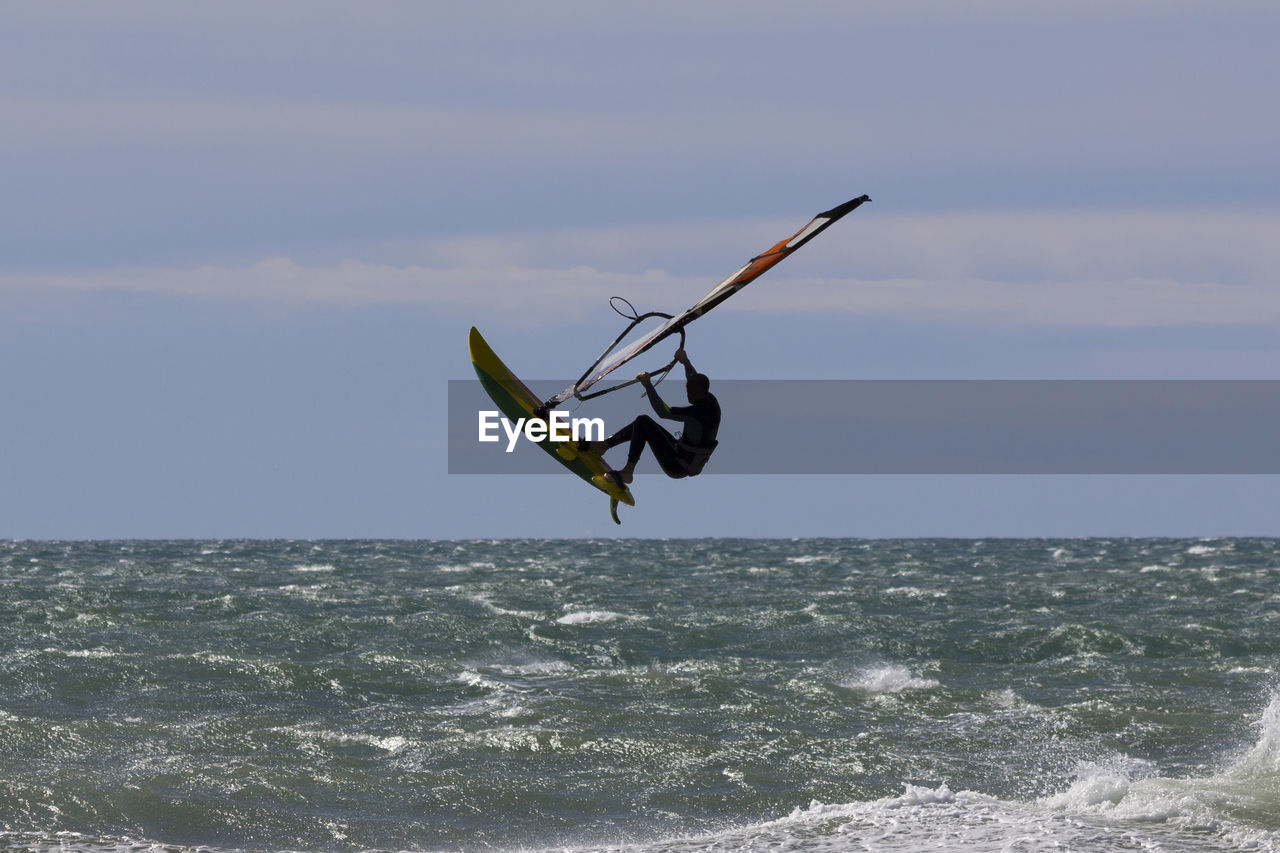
[583,348,720,486]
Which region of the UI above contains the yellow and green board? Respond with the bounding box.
[468,326,635,524]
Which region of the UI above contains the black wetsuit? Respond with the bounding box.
[604,387,721,478]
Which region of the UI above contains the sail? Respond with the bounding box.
[550,194,870,406]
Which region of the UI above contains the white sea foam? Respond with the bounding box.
[1034,695,1280,848]
[986,687,1031,710]
[611,697,1280,851]
[1039,757,1155,811]
[333,732,408,753]
[785,554,834,565]
[1231,692,1280,776]
[468,593,542,620]
[615,768,1274,853]
[556,609,622,625]
[454,668,506,691]
[49,647,117,659]
[883,585,947,599]
[472,726,564,753]
[678,784,1046,853]
[844,664,939,693]
[277,726,410,755]
[499,658,575,676]
[890,782,958,807]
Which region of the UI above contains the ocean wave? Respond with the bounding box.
[1035,694,1280,849]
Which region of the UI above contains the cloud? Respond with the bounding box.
[4,209,1278,328]
[412,208,1280,286]
[0,257,693,325]
[4,2,1277,272]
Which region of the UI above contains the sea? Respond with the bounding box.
[2,538,1279,853]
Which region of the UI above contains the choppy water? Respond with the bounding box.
[2,538,1279,852]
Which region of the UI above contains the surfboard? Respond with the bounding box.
[468,326,635,523]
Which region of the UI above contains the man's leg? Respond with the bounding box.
[609,415,687,482]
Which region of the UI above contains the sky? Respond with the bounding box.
[3,1,1279,539]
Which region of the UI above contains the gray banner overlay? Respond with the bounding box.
[448,380,1280,474]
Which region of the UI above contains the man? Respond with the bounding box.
[583,348,720,486]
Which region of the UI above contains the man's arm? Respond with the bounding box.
[636,372,675,420]
[674,347,695,380]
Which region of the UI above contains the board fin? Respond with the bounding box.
[590,473,632,504]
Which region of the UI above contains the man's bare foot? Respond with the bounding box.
[578,440,610,455]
